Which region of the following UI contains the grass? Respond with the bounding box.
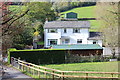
[60,6,101,32]
[17,62,119,79]
[37,41,44,45]
[61,6,96,18]
[43,61,119,72]
[9,5,101,32]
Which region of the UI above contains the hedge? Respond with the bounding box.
[8,48,66,65]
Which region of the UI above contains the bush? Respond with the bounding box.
[8,49,66,65]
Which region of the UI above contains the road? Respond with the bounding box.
[0,65,35,80]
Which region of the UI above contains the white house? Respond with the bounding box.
[44,20,102,48]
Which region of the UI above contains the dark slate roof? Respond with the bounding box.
[88,32,102,40]
[44,21,90,29]
[52,44,103,50]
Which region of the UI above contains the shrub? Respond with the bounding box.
[8,49,66,65]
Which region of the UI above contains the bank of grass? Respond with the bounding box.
[43,61,119,72]
[60,6,101,32]
[61,6,96,18]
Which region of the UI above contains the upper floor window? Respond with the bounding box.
[77,39,82,43]
[64,28,67,33]
[73,28,80,33]
[48,29,57,33]
[93,40,98,44]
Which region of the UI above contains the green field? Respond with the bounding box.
[60,6,101,32]
[61,6,96,18]
[24,62,119,79]
[43,61,119,72]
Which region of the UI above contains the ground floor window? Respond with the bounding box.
[65,39,70,44]
[93,40,98,44]
[77,39,82,43]
[48,39,57,45]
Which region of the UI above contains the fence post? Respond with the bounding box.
[86,73,88,80]
[22,62,23,71]
[38,71,40,78]
[111,73,114,80]
[111,73,113,77]
[18,57,20,69]
[28,64,30,74]
[11,57,13,66]
[33,66,35,77]
[13,58,15,66]
[38,67,40,78]
[61,72,64,80]
[52,71,54,80]
[44,69,47,78]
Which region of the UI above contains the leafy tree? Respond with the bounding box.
[52,1,96,13]
[1,2,56,51]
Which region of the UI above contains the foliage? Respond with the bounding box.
[8,49,66,65]
[8,2,57,49]
[12,27,34,49]
[26,2,56,23]
[52,2,96,12]
[96,2,119,58]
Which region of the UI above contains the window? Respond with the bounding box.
[65,39,70,44]
[48,29,57,33]
[64,28,67,33]
[77,39,82,43]
[93,40,98,44]
[73,28,80,33]
[48,39,57,45]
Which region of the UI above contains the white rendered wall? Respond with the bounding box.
[87,40,102,47]
[45,28,90,47]
[61,28,89,44]
[44,29,61,47]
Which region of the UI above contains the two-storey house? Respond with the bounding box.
[44,20,102,48]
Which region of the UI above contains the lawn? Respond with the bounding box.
[60,6,101,32]
[43,61,119,72]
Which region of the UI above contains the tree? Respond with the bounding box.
[0,2,57,53]
[96,2,119,58]
[1,2,30,55]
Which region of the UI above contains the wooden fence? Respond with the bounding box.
[10,57,120,80]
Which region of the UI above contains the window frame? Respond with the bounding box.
[73,28,80,33]
[65,39,70,44]
[48,29,57,33]
[48,39,58,45]
[93,40,98,44]
[64,28,67,33]
[77,39,82,44]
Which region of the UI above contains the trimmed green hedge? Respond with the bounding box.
[8,49,66,65]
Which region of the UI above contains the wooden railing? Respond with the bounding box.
[10,57,120,80]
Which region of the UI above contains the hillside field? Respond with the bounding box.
[60,6,101,32]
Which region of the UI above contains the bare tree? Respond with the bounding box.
[96,2,119,58]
